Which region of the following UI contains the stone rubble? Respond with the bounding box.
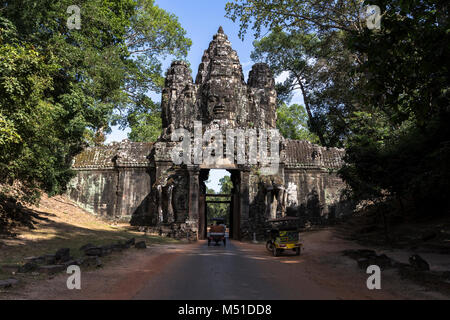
[0,238,140,289]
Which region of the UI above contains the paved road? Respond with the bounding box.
[6,230,442,300]
[133,240,337,300]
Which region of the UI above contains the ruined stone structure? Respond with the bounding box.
[68,28,351,240]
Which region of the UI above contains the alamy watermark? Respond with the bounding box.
[364,5,382,31]
[66,265,81,290]
[171,122,280,175]
[67,5,81,30]
[366,265,381,290]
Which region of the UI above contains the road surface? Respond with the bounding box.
[134,240,336,300]
[4,230,448,300]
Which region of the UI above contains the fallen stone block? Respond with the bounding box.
[18,262,39,273]
[38,265,66,275]
[42,254,57,265]
[409,254,430,271]
[0,279,18,289]
[135,241,147,249]
[24,256,46,265]
[84,247,104,257]
[126,238,136,246]
[55,248,71,263]
[421,232,437,242]
[375,254,393,269]
[350,251,393,270]
[101,245,113,256]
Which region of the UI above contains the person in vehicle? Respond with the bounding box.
[210,220,225,233]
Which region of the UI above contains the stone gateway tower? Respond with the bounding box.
[68,28,351,240]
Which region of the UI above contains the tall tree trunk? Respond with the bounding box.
[298,79,326,146]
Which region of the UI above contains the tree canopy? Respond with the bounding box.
[206,175,233,224]
[0,0,191,200]
[226,0,450,215]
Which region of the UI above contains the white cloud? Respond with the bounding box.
[105,126,131,144]
[275,71,290,84]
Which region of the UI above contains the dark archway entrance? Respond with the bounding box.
[198,169,241,240]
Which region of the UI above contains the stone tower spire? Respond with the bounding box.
[195,27,244,85]
[159,27,278,139]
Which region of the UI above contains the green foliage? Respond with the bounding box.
[250,25,361,147]
[341,0,450,213]
[206,175,233,224]
[276,103,319,142]
[127,98,162,142]
[252,30,325,143]
[0,0,191,201]
[219,175,233,194]
[226,0,450,216]
[225,0,364,40]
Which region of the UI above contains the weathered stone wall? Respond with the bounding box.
[67,169,118,218]
[67,141,153,222]
[284,169,350,223]
[68,167,152,222]
[283,139,351,223]
[116,168,152,220]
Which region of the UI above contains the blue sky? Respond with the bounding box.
[105,0,304,191]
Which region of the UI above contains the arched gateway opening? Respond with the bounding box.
[199,169,241,240]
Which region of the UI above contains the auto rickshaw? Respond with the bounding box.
[266,217,302,257]
[207,218,227,247]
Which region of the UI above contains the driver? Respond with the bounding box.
[211,220,225,233]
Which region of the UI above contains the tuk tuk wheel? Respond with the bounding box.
[266,241,274,252]
[273,246,279,257]
[295,247,301,256]
[223,238,226,246]
[208,239,211,246]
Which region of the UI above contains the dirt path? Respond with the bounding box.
[2,229,449,300]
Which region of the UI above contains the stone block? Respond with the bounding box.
[18,262,39,273]
[84,247,104,257]
[135,241,147,249]
[38,265,66,275]
[0,279,18,289]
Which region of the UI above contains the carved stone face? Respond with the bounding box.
[203,81,236,120]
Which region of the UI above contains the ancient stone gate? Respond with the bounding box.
[68,28,351,240]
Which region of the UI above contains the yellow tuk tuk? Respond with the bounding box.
[266,217,302,257]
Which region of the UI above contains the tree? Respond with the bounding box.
[252,30,326,144]
[249,14,364,147]
[226,0,450,216]
[219,175,233,194]
[126,98,162,143]
[225,0,366,39]
[276,104,319,142]
[0,0,191,201]
[341,0,450,213]
[205,175,233,224]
